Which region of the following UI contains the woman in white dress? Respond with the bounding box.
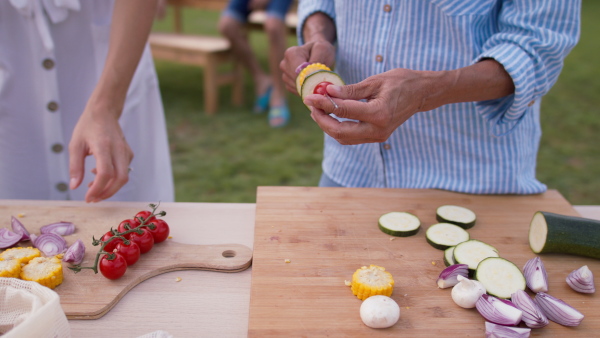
[0,0,174,203]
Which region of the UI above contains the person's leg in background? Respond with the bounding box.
[218,0,273,113]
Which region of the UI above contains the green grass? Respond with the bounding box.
[153,4,600,205]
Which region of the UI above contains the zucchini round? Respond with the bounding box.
[476,257,526,299]
[425,223,470,250]
[453,239,499,270]
[436,205,477,229]
[300,70,345,102]
[529,211,600,259]
[443,246,456,267]
[378,212,421,237]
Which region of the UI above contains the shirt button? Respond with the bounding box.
[56,182,68,192]
[47,101,59,112]
[42,58,55,70]
[383,144,391,150]
[384,4,392,12]
[376,55,383,63]
[51,143,64,153]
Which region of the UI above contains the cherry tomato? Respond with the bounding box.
[117,218,140,238]
[99,253,127,280]
[115,241,141,266]
[313,81,333,95]
[101,231,124,252]
[147,219,170,243]
[129,228,154,254]
[135,210,156,225]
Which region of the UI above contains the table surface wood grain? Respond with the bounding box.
[1,192,598,337]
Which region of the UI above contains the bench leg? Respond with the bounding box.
[204,55,218,115]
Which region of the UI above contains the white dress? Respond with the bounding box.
[0,0,174,202]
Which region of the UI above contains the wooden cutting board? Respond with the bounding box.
[249,187,599,337]
[0,203,252,319]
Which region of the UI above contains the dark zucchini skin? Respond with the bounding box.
[530,211,600,259]
[378,223,420,237]
[435,214,476,229]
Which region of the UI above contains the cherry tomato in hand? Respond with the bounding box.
[147,219,170,243]
[115,241,141,266]
[117,218,140,238]
[101,231,124,252]
[313,81,333,95]
[99,253,127,280]
[135,210,156,225]
[129,228,154,254]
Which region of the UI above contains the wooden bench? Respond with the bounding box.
[149,0,243,115]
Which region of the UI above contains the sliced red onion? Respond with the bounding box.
[510,289,549,328]
[566,265,595,294]
[62,239,86,265]
[40,221,75,236]
[33,233,67,256]
[437,264,469,288]
[295,62,311,75]
[0,228,21,249]
[485,322,531,338]
[523,256,548,293]
[476,294,523,326]
[11,216,31,241]
[534,292,584,326]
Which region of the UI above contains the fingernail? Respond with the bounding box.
[69,177,78,190]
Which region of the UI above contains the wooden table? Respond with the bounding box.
[1,196,598,337]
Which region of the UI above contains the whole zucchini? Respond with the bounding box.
[529,211,600,259]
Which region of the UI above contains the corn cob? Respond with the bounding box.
[0,259,22,278]
[351,264,394,300]
[0,247,41,266]
[295,63,331,95]
[20,256,63,289]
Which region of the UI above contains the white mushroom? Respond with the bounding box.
[359,295,400,328]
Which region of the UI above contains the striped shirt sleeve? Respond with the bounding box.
[475,0,581,135]
[296,0,336,45]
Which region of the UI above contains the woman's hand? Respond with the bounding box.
[279,40,336,95]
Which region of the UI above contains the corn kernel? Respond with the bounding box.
[0,247,41,266]
[350,264,394,300]
[0,259,22,278]
[20,256,63,289]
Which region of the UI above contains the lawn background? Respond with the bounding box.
[152,2,599,205]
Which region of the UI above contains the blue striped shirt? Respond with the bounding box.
[297,0,580,194]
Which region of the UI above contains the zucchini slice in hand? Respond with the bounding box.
[425,223,470,250]
[476,257,526,299]
[300,70,345,102]
[529,211,600,259]
[453,239,499,270]
[436,205,477,229]
[378,212,421,237]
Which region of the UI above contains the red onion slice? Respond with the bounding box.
[534,292,584,327]
[11,216,31,241]
[437,264,469,288]
[63,239,86,265]
[476,294,523,326]
[485,322,531,338]
[40,222,75,236]
[295,62,311,75]
[566,265,595,294]
[0,228,21,249]
[33,233,68,256]
[510,289,549,328]
[523,256,548,293]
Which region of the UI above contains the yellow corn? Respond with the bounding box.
[295,63,331,95]
[0,259,22,278]
[20,256,63,289]
[0,247,41,266]
[351,264,394,300]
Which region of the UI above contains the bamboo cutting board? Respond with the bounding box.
[0,202,253,319]
[249,187,599,337]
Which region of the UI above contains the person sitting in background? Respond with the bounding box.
[219,0,294,128]
[0,0,174,203]
[280,0,580,193]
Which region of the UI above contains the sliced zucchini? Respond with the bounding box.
[476,257,526,299]
[443,246,456,267]
[300,70,345,101]
[529,211,600,259]
[453,239,499,270]
[436,205,477,229]
[425,223,470,250]
[378,212,421,237]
